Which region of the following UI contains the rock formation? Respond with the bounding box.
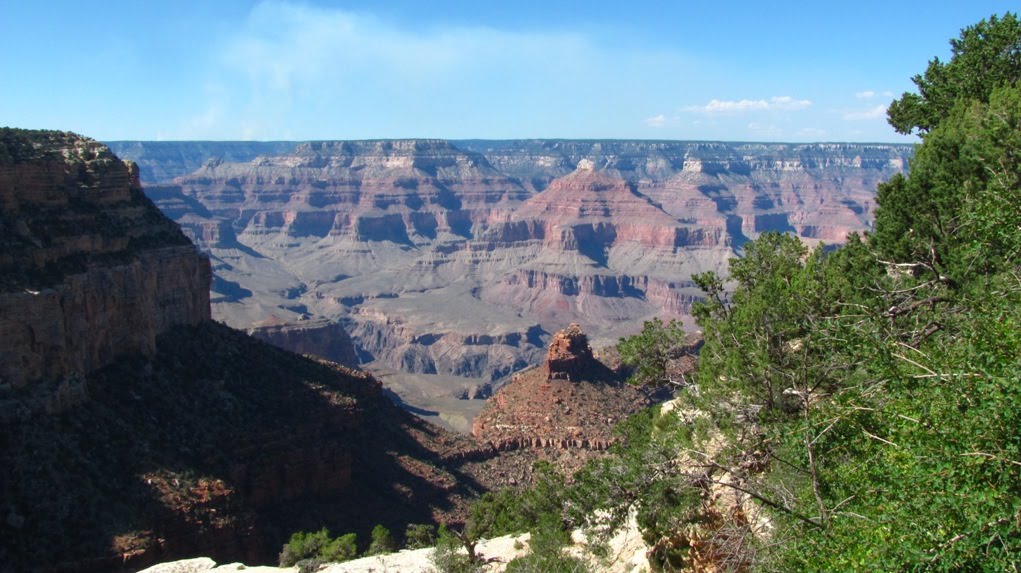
[109,138,911,416]
[0,131,486,572]
[471,324,658,456]
[248,317,358,368]
[544,323,607,382]
[0,129,210,414]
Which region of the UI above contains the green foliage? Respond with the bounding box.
[693,232,838,415]
[404,523,437,549]
[367,524,397,556]
[505,516,591,573]
[430,467,570,573]
[0,128,77,163]
[278,528,358,567]
[682,14,1021,571]
[568,409,713,570]
[875,84,1021,281]
[618,317,690,387]
[568,16,1021,570]
[761,270,1021,572]
[465,461,570,539]
[888,12,1021,134]
[431,525,485,573]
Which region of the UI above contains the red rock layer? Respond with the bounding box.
[472,324,651,451]
[545,323,601,381]
[158,140,530,244]
[512,165,713,250]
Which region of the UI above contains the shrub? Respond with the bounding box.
[404,523,436,549]
[278,528,358,567]
[367,524,397,555]
[505,516,590,573]
[430,525,485,573]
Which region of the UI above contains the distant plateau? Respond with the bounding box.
[107,138,912,426]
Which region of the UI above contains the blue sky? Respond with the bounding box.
[0,1,1015,142]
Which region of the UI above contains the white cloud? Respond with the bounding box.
[178,0,636,138]
[856,90,895,100]
[684,96,812,114]
[644,114,668,127]
[843,104,888,121]
[222,2,591,93]
[769,96,813,111]
[692,99,769,113]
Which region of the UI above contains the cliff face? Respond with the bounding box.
[0,131,489,572]
[119,138,910,408]
[104,140,298,184]
[1,321,482,572]
[0,130,210,412]
[248,318,358,368]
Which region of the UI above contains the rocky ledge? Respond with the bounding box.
[0,129,210,413]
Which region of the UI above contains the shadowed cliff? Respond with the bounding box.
[0,130,481,572]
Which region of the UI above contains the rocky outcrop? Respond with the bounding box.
[125,138,909,407]
[0,247,210,414]
[248,318,358,368]
[0,129,210,412]
[0,131,490,573]
[471,325,657,453]
[545,323,608,382]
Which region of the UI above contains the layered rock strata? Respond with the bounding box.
[0,131,487,572]
[0,129,210,412]
[114,139,910,404]
[248,318,358,368]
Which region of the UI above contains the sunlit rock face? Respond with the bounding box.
[116,138,910,391]
[471,323,652,454]
[0,130,210,411]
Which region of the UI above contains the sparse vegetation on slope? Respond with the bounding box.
[622,12,1021,572]
[451,12,1021,572]
[0,321,481,571]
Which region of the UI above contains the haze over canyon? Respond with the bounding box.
[108,139,912,424]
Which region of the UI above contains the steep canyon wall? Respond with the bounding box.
[0,131,210,413]
[110,139,911,394]
[0,130,486,571]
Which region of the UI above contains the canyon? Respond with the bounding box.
[0,130,662,571]
[0,131,480,571]
[108,139,912,421]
